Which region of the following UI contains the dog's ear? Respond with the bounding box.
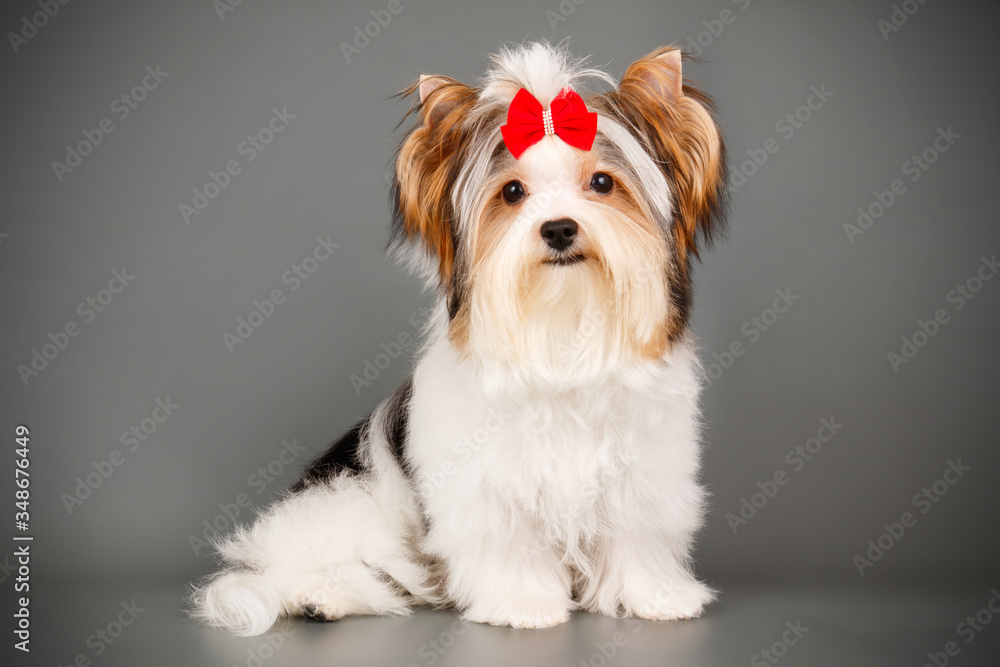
[392,74,478,286]
[417,73,447,103]
[602,46,728,264]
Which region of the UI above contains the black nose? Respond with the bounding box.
[540,218,578,251]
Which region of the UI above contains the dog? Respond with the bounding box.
[192,41,728,635]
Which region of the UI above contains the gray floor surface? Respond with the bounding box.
[13,580,1000,666]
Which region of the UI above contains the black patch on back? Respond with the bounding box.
[291,417,370,492]
[291,378,415,493]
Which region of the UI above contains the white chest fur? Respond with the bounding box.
[407,333,705,560]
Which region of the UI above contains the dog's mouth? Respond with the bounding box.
[544,254,587,266]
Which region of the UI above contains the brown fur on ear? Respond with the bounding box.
[597,46,728,265]
[391,76,479,284]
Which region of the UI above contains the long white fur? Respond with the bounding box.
[192,41,714,635]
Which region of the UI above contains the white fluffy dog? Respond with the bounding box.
[193,41,728,635]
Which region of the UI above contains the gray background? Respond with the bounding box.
[1,0,998,665]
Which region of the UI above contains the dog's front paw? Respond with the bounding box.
[464,595,572,629]
[626,579,715,621]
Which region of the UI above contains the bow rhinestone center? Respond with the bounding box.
[541,108,555,136]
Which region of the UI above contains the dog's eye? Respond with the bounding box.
[501,181,525,204]
[590,172,614,194]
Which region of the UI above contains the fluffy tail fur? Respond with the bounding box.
[189,482,437,635]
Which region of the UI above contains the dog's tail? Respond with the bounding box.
[191,569,285,637]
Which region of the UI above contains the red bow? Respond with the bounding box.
[501,87,598,159]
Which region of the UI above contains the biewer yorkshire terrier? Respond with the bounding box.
[193,41,728,635]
